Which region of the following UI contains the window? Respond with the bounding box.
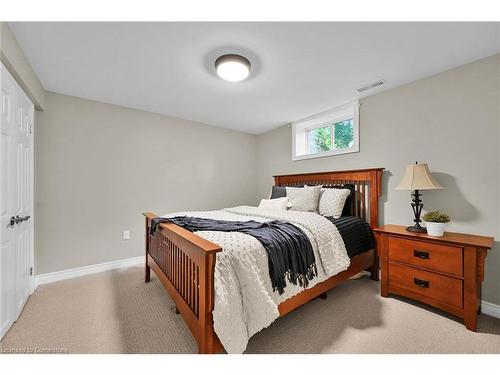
[292,101,359,161]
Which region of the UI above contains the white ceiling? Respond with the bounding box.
[9,22,500,134]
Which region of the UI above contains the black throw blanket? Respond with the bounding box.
[150,216,317,294]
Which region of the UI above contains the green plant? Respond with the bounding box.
[423,210,450,223]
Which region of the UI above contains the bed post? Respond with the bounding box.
[198,253,218,354]
[368,169,383,281]
[145,216,151,283]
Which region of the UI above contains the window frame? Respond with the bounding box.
[292,101,360,161]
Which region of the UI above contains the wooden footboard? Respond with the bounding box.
[143,212,223,353]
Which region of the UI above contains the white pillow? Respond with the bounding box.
[318,188,351,218]
[258,197,289,211]
[285,185,322,211]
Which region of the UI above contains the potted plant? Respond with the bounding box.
[422,210,450,237]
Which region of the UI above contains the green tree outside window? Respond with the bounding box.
[334,119,354,149]
[308,125,331,153]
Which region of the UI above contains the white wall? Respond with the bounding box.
[256,54,500,304]
[35,92,258,274]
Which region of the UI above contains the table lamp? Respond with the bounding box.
[396,162,443,232]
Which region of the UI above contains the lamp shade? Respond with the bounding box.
[396,163,443,190]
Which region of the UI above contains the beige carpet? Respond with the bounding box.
[1,266,500,354]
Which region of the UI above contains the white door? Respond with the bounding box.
[0,63,34,340]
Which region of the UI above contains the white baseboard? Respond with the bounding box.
[35,256,144,287]
[481,300,500,319]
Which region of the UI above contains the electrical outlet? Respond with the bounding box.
[123,230,130,240]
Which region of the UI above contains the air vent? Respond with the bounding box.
[356,79,386,93]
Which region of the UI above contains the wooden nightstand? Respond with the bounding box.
[373,225,494,331]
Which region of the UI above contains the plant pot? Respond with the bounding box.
[426,222,446,237]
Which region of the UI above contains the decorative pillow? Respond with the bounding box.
[323,184,355,216]
[318,188,351,218]
[269,186,287,199]
[285,185,322,212]
[269,185,304,199]
[258,197,289,211]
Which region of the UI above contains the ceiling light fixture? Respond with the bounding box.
[215,54,251,82]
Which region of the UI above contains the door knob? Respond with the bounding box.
[9,215,30,225]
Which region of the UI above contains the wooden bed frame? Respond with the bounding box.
[143,167,384,353]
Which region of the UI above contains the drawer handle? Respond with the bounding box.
[413,249,429,259]
[413,278,429,288]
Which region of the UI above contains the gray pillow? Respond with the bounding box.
[270,186,287,199]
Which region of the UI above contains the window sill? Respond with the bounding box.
[292,146,359,161]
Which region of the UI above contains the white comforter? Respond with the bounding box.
[164,206,350,353]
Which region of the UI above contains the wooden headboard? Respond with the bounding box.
[273,168,384,228]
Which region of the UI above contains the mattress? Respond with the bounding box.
[325,216,375,258]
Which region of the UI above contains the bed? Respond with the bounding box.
[143,168,384,353]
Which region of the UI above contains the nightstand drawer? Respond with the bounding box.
[388,237,463,277]
[389,263,463,308]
